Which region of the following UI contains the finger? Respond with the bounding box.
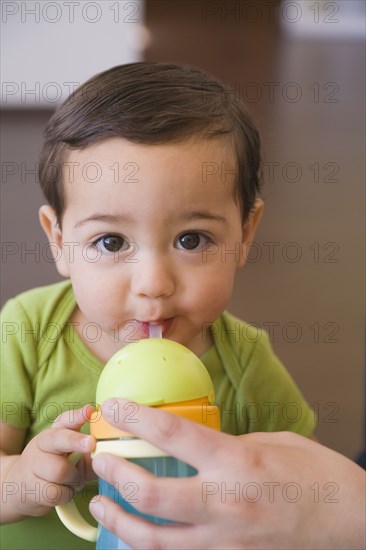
[101,399,229,469]
[80,454,98,483]
[52,404,94,430]
[37,427,95,455]
[90,495,209,550]
[92,452,206,524]
[30,450,81,486]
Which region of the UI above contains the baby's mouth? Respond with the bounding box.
[135,318,174,337]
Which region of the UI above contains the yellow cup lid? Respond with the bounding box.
[96,339,216,406]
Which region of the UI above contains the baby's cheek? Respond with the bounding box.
[194,280,231,316]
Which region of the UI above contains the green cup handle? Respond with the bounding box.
[55,452,98,542]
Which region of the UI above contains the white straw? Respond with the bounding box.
[148,323,162,338]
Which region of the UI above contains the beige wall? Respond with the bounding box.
[1,1,364,459]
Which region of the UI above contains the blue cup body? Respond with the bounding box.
[96,456,197,550]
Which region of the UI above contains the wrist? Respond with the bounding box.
[1,454,28,523]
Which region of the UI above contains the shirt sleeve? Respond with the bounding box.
[1,298,39,429]
[235,328,316,437]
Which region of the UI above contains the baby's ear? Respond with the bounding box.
[239,199,264,268]
[39,205,70,277]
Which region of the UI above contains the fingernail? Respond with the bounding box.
[80,436,93,450]
[82,404,93,420]
[92,455,106,475]
[90,498,104,521]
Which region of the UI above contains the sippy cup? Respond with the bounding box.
[56,335,220,549]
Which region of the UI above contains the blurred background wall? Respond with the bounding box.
[1,0,365,460]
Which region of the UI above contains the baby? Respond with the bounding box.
[1,62,316,549]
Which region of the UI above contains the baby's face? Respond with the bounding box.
[51,137,259,357]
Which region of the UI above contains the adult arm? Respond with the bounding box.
[90,398,365,550]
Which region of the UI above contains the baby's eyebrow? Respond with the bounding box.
[74,211,227,229]
[74,214,131,229]
[178,210,228,226]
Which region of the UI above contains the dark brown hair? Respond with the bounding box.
[39,62,262,226]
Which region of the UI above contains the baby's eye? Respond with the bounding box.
[93,235,128,254]
[176,232,211,251]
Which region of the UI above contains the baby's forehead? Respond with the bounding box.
[62,136,237,183]
[60,136,238,216]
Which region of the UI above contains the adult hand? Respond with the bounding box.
[90,398,365,550]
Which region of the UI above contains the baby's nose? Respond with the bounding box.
[131,253,175,298]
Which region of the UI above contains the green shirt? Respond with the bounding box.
[1,281,315,549]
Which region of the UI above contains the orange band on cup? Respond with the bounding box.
[90,397,220,439]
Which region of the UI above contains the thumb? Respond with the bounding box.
[52,404,94,431]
